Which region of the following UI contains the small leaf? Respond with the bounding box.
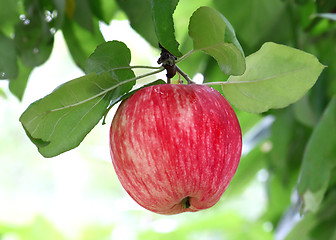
[297,96,336,213]
[20,41,135,157]
[116,0,157,47]
[188,6,246,76]
[220,42,325,113]
[152,0,182,57]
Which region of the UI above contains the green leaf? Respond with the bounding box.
[14,9,54,68]
[52,0,66,30]
[9,60,32,100]
[0,32,17,79]
[285,213,317,240]
[116,0,157,47]
[152,0,182,57]
[188,6,246,76]
[73,0,94,32]
[311,189,336,240]
[220,42,325,113]
[214,0,288,49]
[297,96,336,213]
[316,0,336,13]
[293,94,319,127]
[0,87,6,98]
[0,0,19,35]
[89,0,117,24]
[63,17,105,70]
[20,41,135,157]
[267,109,295,182]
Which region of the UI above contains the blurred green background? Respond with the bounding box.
[1,0,336,239]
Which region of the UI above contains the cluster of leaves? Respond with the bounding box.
[1,0,336,239]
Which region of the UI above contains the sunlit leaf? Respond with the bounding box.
[188,6,245,76]
[298,96,336,213]
[220,42,325,113]
[20,41,135,157]
[152,0,181,57]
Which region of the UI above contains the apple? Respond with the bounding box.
[109,84,242,214]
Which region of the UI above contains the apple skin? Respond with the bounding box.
[109,84,242,214]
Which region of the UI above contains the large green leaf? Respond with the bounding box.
[152,0,181,57]
[188,6,245,76]
[116,0,157,47]
[219,42,325,113]
[20,41,135,157]
[297,96,336,213]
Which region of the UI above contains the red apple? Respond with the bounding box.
[109,84,242,214]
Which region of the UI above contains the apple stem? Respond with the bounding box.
[157,43,195,84]
[181,196,191,209]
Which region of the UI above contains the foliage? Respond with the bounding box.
[1,0,336,239]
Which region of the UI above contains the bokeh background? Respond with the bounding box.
[1,0,336,239]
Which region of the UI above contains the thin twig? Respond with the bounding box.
[176,66,194,84]
[176,50,195,64]
[99,65,162,75]
[202,82,230,86]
